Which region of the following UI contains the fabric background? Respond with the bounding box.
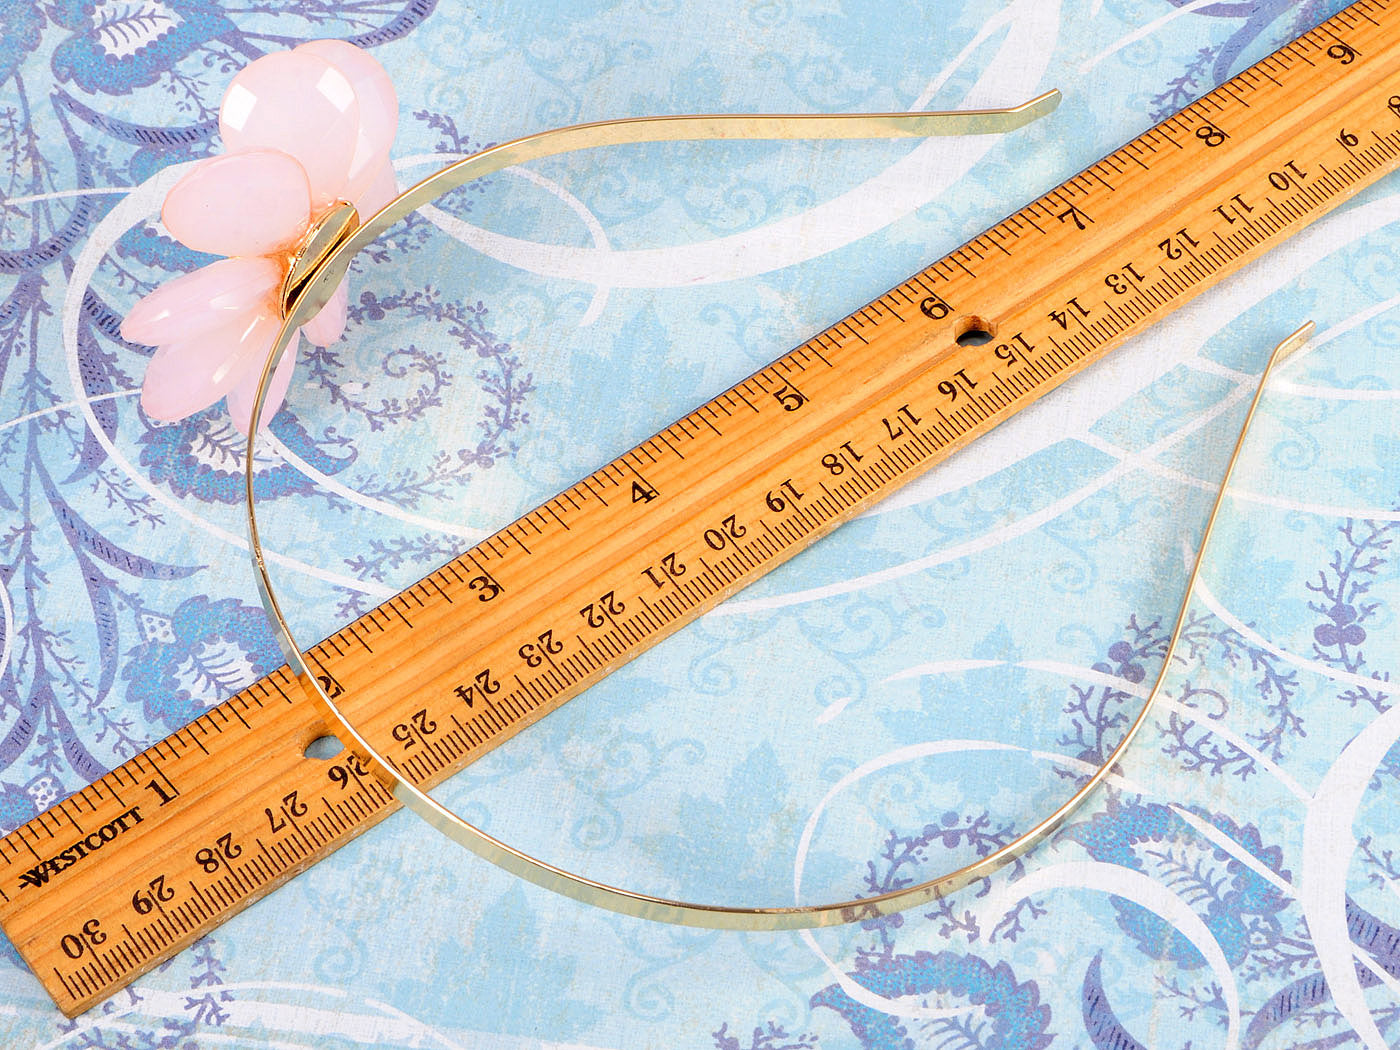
[2,1,1399,1047]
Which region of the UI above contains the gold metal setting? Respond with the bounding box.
[279,199,361,320]
[241,94,1301,930]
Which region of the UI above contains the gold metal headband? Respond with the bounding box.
[240,94,1304,929]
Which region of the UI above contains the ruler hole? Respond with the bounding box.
[304,735,345,761]
[954,315,996,347]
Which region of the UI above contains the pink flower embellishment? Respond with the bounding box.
[121,40,400,434]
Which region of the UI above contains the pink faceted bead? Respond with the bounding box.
[227,330,300,435]
[141,311,281,421]
[122,257,282,347]
[298,40,397,203]
[162,151,311,257]
[301,283,347,346]
[355,160,398,218]
[220,50,360,210]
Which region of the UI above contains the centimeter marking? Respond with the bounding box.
[7,0,1400,1016]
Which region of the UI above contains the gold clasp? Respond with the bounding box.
[280,199,361,322]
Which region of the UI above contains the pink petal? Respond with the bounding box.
[354,159,398,218]
[297,40,397,203]
[162,150,311,257]
[220,50,360,210]
[227,330,300,435]
[122,257,283,347]
[300,283,347,346]
[140,311,281,422]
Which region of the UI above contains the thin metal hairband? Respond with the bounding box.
[242,92,1303,929]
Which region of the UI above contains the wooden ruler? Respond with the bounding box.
[7,0,1400,1017]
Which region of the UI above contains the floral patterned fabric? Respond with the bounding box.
[3,1,1400,1048]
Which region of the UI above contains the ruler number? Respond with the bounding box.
[194,833,241,874]
[316,673,344,699]
[1104,263,1145,295]
[765,478,804,512]
[454,669,500,708]
[919,294,953,321]
[328,752,370,788]
[1267,160,1308,192]
[468,575,502,602]
[642,553,686,589]
[993,333,1035,368]
[518,630,564,668]
[821,441,863,476]
[1048,297,1091,331]
[772,385,807,412]
[1390,97,1400,120]
[881,404,923,441]
[1195,121,1228,148]
[58,918,106,960]
[1158,228,1200,261]
[131,874,175,915]
[1327,41,1357,65]
[145,777,178,807]
[631,480,659,504]
[1213,193,1254,226]
[1056,203,1093,231]
[391,709,438,750]
[580,591,625,628]
[936,370,977,403]
[264,791,308,834]
[703,514,747,551]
